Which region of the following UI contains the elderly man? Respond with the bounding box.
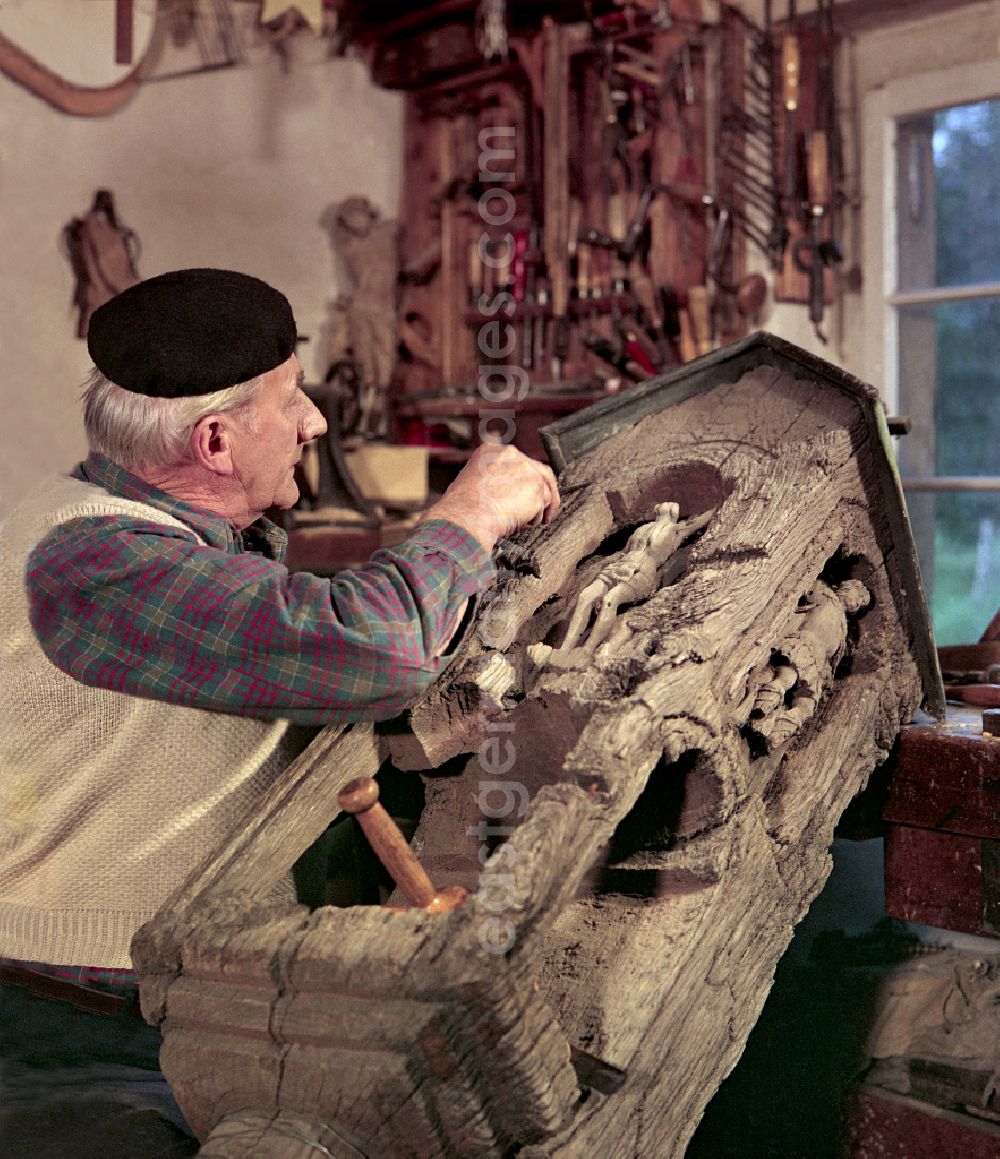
[0,268,558,1149]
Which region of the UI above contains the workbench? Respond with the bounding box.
[883,703,1000,939]
[843,702,1000,1154]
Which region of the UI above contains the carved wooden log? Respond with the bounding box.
[133,333,942,1157]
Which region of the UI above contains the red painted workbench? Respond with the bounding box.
[882,703,1000,939]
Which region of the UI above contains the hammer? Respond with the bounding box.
[337,777,467,913]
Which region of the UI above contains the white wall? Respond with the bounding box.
[0,24,402,518]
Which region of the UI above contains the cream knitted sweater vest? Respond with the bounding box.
[0,474,302,968]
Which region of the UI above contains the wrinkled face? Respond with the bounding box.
[229,354,326,518]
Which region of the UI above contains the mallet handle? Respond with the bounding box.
[338,777,464,911]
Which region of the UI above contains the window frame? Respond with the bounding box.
[861,58,1000,640]
[861,57,1000,420]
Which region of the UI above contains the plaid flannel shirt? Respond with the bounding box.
[26,454,495,726]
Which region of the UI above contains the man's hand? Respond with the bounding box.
[420,444,560,552]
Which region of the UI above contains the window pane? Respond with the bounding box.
[896,99,1000,291]
[896,297,1000,644]
[928,492,1000,646]
[896,297,1000,478]
[934,297,1000,475]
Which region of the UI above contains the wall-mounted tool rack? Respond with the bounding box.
[342,1,837,458]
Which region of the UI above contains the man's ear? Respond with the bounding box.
[190,414,236,477]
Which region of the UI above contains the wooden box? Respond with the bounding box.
[343,442,428,509]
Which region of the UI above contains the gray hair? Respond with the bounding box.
[81,367,264,473]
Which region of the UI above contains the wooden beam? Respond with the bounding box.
[114,0,133,65]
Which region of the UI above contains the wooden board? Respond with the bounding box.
[884,708,1000,841]
[884,826,1000,937]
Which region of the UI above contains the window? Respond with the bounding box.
[864,61,1000,644]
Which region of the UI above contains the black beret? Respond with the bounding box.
[87,268,297,398]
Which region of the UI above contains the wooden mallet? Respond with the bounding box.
[337,777,467,913]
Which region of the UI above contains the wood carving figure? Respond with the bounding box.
[321,196,399,440]
[861,948,1000,1122]
[744,576,871,750]
[62,189,140,338]
[549,502,714,660]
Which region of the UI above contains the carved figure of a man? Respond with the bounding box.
[750,576,870,747]
[559,502,714,655]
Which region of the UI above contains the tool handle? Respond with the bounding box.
[678,308,696,363]
[781,35,801,208]
[807,130,829,209]
[630,271,662,329]
[687,286,713,356]
[805,130,829,335]
[338,777,439,909]
[781,34,800,111]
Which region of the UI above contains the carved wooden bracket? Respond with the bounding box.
[134,331,942,1157]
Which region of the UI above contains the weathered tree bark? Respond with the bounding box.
[133,334,941,1157]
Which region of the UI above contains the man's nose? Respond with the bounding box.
[301,397,328,441]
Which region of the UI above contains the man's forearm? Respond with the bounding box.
[28,517,494,725]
